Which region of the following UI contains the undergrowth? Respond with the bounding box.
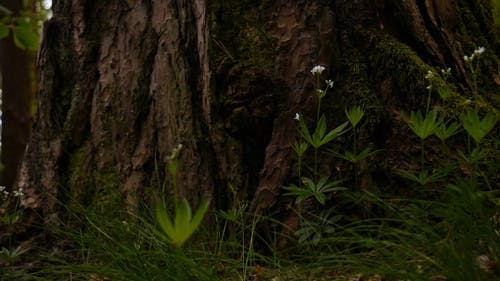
[0,48,498,280]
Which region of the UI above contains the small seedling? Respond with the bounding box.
[156,198,210,248]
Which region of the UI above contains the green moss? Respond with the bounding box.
[67,145,121,213]
[210,1,275,69]
[370,34,430,107]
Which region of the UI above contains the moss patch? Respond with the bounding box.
[67,145,121,214]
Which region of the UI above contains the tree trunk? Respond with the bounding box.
[0,0,35,188]
[16,0,499,225]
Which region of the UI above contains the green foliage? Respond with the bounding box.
[0,246,28,265]
[12,19,39,50]
[284,176,346,205]
[0,4,40,50]
[403,110,442,140]
[460,110,497,143]
[156,199,210,248]
[0,24,8,38]
[434,121,462,142]
[295,208,341,246]
[298,114,349,149]
[330,147,380,164]
[291,140,309,157]
[395,169,447,186]
[345,106,365,128]
[155,145,210,248]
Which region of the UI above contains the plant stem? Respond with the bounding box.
[421,138,425,172]
[298,155,302,186]
[171,164,179,208]
[314,75,321,180]
[314,148,318,180]
[353,127,359,189]
[425,88,432,114]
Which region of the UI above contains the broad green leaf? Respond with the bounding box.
[156,203,175,240]
[284,184,314,203]
[320,121,349,146]
[314,192,326,205]
[298,114,313,144]
[175,199,192,244]
[316,115,327,141]
[311,116,326,147]
[190,199,210,234]
[156,198,210,247]
[13,22,38,50]
[0,24,8,39]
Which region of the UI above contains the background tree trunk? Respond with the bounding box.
[0,0,35,188]
[16,0,499,225]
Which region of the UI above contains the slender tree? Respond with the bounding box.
[0,0,36,188]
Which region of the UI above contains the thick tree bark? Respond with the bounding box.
[15,0,498,226]
[0,0,34,188]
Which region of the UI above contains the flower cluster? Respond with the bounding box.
[425,70,435,90]
[0,186,24,198]
[464,46,485,62]
[0,186,8,197]
[441,67,451,76]
[310,65,325,75]
[295,65,337,122]
[425,70,434,80]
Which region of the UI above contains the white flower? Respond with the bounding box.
[426,85,432,90]
[325,79,334,88]
[294,113,300,121]
[441,67,451,75]
[464,55,470,62]
[168,144,183,160]
[0,186,9,196]
[425,70,434,80]
[310,65,325,75]
[13,188,24,197]
[474,46,485,55]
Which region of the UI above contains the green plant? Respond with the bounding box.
[291,139,309,182]
[156,144,210,248]
[297,114,349,151]
[460,110,497,144]
[395,169,447,186]
[295,66,349,178]
[0,246,28,265]
[156,198,210,248]
[345,106,365,129]
[295,207,342,246]
[463,46,486,105]
[403,109,442,172]
[434,121,461,142]
[284,175,346,205]
[0,4,40,50]
[403,110,442,141]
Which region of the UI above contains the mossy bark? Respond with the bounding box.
[15,0,499,227]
